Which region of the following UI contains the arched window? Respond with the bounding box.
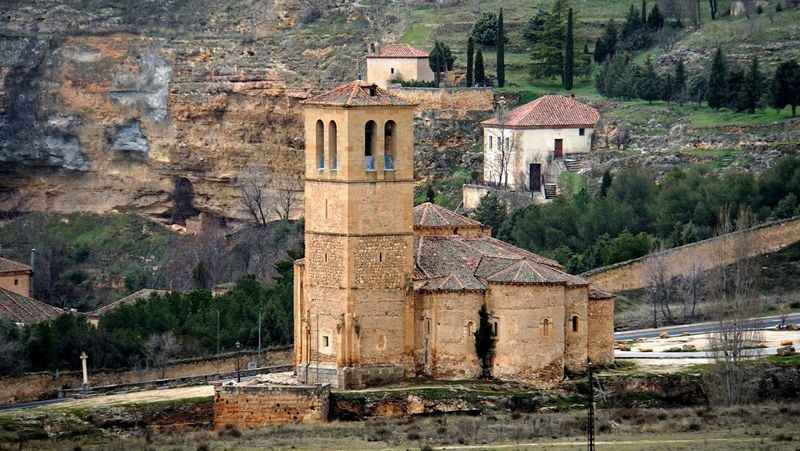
[384,120,396,170]
[488,135,493,150]
[572,315,579,333]
[541,318,551,337]
[364,120,376,170]
[328,121,338,170]
[466,321,474,338]
[315,120,324,169]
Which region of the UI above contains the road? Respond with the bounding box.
[614,312,800,341]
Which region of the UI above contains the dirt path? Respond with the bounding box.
[47,385,214,410]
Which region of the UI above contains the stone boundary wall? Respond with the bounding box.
[0,347,291,405]
[462,184,541,211]
[582,216,800,293]
[388,87,494,115]
[214,384,330,429]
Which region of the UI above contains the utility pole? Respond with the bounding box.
[29,248,36,297]
[257,310,262,365]
[587,359,596,451]
[216,310,220,355]
[316,313,320,384]
[235,341,242,383]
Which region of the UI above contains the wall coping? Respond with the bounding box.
[581,215,800,278]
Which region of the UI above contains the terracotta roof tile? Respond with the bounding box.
[0,256,32,274]
[482,95,600,129]
[413,202,483,228]
[589,288,615,299]
[0,287,62,325]
[303,81,415,107]
[369,44,429,58]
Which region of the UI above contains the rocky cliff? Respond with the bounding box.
[0,0,420,224]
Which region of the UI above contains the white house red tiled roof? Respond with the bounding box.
[482,95,600,129]
[369,44,429,58]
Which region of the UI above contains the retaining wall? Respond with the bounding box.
[213,384,330,429]
[582,216,800,293]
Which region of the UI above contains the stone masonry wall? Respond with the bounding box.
[389,88,494,117]
[563,286,588,373]
[213,384,330,429]
[587,298,615,365]
[583,216,800,293]
[0,348,291,405]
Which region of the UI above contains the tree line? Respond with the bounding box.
[473,156,800,274]
[0,259,296,375]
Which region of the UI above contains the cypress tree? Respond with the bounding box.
[497,8,506,87]
[466,36,475,87]
[594,20,618,63]
[674,58,687,103]
[642,0,647,26]
[706,47,728,109]
[563,8,574,90]
[738,56,763,113]
[647,3,664,29]
[474,304,496,379]
[475,49,486,86]
[772,60,800,117]
[638,56,661,103]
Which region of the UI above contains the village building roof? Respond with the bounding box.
[589,287,615,300]
[481,95,600,129]
[88,288,170,319]
[368,44,429,58]
[412,203,589,292]
[0,287,62,325]
[303,81,415,107]
[0,256,32,274]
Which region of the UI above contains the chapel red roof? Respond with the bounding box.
[481,95,600,129]
[0,256,32,274]
[0,287,62,325]
[369,44,429,58]
[303,81,414,107]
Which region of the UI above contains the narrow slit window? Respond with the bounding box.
[542,318,551,337]
[572,315,579,332]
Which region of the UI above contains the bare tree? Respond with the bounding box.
[272,177,302,222]
[680,261,705,321]
[486,98,516,188]
[705,206,764,406]
[238,165,271,226]
[144,331,181,379]
[645,252,679,326]
[160,222,228,291]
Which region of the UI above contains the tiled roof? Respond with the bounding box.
[0,287,62,325]
[0,256,32,274]
[90,289,169,317]
[482,95,600,129]
[589,288,615,299]
[414,202,483,228]
[303,81,415,107]
[369,44,429,58]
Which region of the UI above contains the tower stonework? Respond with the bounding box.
[294,82,416,389]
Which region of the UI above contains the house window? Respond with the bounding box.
[384,120,396,170]
[391,67,395,74]
[14,279,19,286]
[579,128,585,136]
[364,120,376,170]
[316,120,325,169]
[488,136,492,149]
[505,137,510,150]
[322,336,330,348]
[572,315,579,332]
[329,121,338,170]
[541,318,551,337]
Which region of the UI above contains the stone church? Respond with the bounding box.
[292,81,614,389]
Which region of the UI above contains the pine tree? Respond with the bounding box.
[641,0,647,26]
[638,56,661,103]
[622,4,643,38]
[475,49,486,86]
[473,193,507,237]
[497,8,506,87]
[529,1,565,79]
[563,8,574,90]
[772,60,800,117]
[600,170,613,197]
[706,47,728,109]
[594,20,618,63]
[466,36,475,87]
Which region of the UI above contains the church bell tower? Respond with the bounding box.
[293,81,416,388]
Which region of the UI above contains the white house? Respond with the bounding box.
[366,43,435,89]
[480,95,600,197]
